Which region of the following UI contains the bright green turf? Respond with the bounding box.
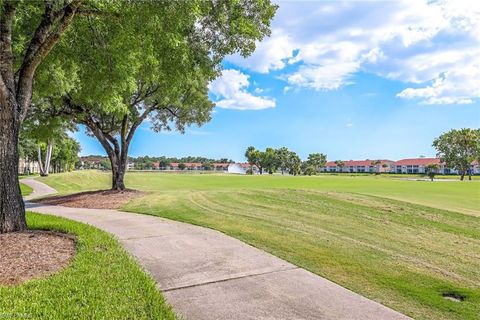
[39,170,480,215]
[38,171,480,319]
[0,212,176,320]
[20,183,33,196]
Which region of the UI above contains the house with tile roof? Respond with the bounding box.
[324,160,394,173]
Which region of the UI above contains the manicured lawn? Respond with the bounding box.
[38,171,480,319]
[0,212,176,320]
[20,182,33,196]
[40,170,480,215]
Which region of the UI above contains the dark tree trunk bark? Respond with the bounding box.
[110,154,126,191]
[0,102,26,233]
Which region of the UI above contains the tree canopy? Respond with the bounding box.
[433,128,480,180]
[31,0,277,189]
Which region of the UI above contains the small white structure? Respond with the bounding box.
[228,163,247,174]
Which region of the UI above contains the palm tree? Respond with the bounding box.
[335,160,345,173]
[426,163,440,181]
[371,160,382,174]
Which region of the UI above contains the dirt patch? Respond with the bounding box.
[34,189,143,209]
[442,291,466,302]
[0,231,76,286]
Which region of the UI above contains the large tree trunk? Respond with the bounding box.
[110,154,126,190]
[0,105,26,233]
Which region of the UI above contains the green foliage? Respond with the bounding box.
[307,153,327,173]
[25,1,277,188]
[285,151,302,176]
[304,165,317,176]
[426,163,440,181]
[32,0,277,133]
[20,106,80,173]
[275,147,290,174]
[18,132,37,161]
[100,158,112,171]
[178,162,186,171]
[335,160,345,170]
[433,128,480,179]
[259,147,278,174]
[202,161,213,170]
[245,146,258,165]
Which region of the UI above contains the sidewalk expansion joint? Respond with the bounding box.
[162,266,299,293]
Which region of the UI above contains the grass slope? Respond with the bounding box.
[124,190,480,320]
[38,171,480,319]
[0,212,175,320]
[20,182,33,196]
[40,171,480,215]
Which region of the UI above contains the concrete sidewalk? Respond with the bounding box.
[23,179,411,320]
[22,177,57,200]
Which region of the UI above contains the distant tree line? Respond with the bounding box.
[245,146,327,176]
[132,156,233,171]
[78,155,234,171]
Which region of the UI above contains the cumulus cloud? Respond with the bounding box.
[397,67,480,104]
[228,29,296,73]
[284,62,358,90]
[228,0,480,104]
[209,69,275,110]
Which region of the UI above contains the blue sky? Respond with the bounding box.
[76,0,480,162]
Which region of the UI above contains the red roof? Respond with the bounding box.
[213,163,230,167]
[326,160,394,167]
[394,158,442,166]
[169,162,203,167]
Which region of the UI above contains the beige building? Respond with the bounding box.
[18,159,40,174]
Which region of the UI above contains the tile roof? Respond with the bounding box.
[326,160,394,167]
[394,158,442,166]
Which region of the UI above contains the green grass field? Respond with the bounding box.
[40,171,480,215]
[38,171,480,320]
[20,182,33,196]
[0,212,175,320]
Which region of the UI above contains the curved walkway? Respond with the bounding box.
[23,178,411,320]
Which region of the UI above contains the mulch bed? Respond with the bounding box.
[0,231,76,286]
[33,189,143,209]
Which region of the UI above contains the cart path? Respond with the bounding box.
[22,178,411,320]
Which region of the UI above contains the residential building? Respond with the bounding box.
[324,160,394,173]
[18,159,40,174]
[167,162,203,170]
[212,163,230,171]
[393,158,445,174]
[322,157,479,175]
[78,156,105,170]
[227,163,259,174]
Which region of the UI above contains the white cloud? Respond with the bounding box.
[209,69,275,110]
[345,118,353,127]
[227,29,296,73]
[397,66,480,104]
[284,62,359,90]
[228,0,480,104]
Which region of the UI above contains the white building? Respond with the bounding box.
[324,160,394,173]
